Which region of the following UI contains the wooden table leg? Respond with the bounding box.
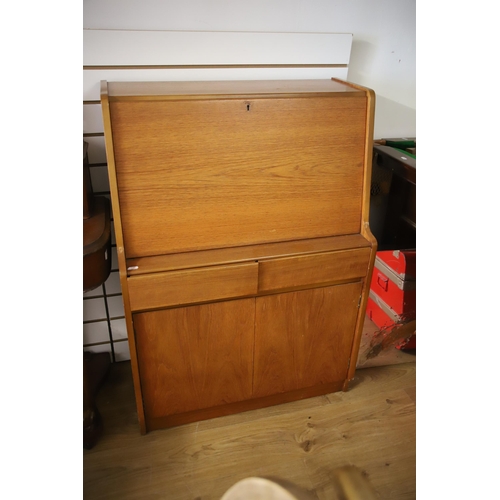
[83,351,111,449]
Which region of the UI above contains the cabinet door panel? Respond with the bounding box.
[134,298,255,419]
[253,283,362,398]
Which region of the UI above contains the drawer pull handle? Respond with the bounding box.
[376,273,389,292]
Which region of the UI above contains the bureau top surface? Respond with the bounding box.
[104,79,364,99]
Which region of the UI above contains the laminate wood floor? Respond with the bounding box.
[83,317,416,500]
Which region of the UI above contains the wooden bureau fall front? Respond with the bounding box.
[101,79,377,434]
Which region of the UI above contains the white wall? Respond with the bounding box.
[84,0,416,138]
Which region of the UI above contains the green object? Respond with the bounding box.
[393,147,416,159]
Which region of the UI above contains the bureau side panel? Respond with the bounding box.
[109,95,366,257]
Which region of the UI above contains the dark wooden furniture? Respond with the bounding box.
[369,141,416,251]
[101,79,377,434]
[368,140,416,352]
[83,141,112,449]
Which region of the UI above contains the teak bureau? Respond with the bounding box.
[101,79,377,434]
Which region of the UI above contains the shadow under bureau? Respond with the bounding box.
[101,79,377,434]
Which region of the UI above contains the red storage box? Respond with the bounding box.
[366,290,403,329]
[366,290,416,348]
[376,249,416,281]
[367,249,416,351]
[370,253,416,316]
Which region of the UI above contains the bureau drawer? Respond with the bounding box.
[128,262,258,311]
[258,247,371,292]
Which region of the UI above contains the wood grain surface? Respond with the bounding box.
[127,262,258,311]
[258,248,370,292]
[110,95,366,257]
[100,78,377,435]
[134,298,255,420]
[83,360,416,500]
[126,234,371,276]
[106,79,361,98]
[253,283,362,398]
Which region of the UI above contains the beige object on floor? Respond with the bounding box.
[220,466,378,500]
[221,477,316,500]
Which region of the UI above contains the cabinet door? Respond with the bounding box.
[134,298,255,420]
[253,283,362,398]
